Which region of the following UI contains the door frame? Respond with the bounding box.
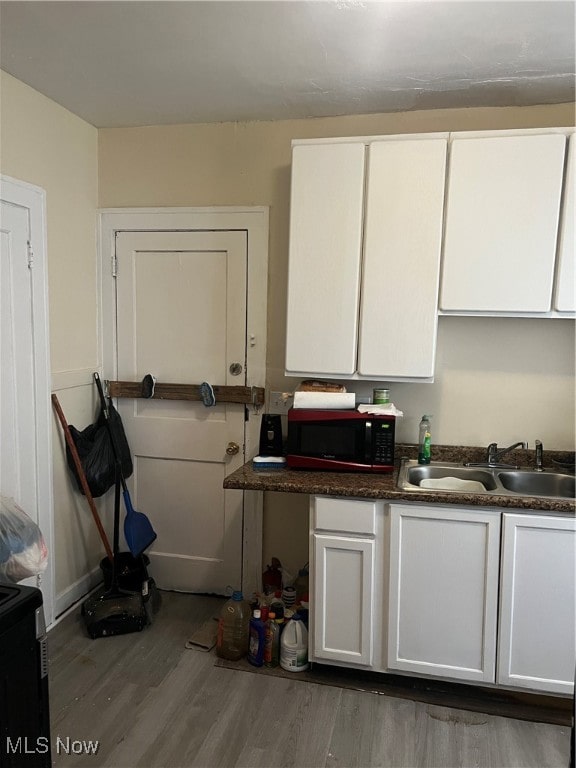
[98,207,269,595]
[0,174,55,625]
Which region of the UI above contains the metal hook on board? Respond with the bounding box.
[93,371,110,400]
[251,386,262,414]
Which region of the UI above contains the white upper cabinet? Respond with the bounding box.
[286,136,447,381]
[358,139,446,378]
[554,133,575,312]
[286,142,365,376]
[286,129,572,381]
[440,132,567,313]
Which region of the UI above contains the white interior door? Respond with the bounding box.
[114,230,247,593]
[0,203,35,505]
[0,178,54,625]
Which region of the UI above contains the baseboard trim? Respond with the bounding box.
[54,566,103,622]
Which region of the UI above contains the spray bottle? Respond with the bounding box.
[418,415,432,465]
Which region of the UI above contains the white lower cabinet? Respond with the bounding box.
[310,496,574,696]
[312,534,375,666]
[310,497,381,667]
[387,503,501,683]
[498,513,576,694]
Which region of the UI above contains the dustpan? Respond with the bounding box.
[82,469,147,639]
[83,589,147,639]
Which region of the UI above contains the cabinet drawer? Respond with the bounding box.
[314,497,377,535]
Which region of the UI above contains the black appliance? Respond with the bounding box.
[0,582,51,767]
[287,408,395,472]
[259,414,283,456]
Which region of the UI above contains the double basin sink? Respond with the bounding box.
[398,460,575,500]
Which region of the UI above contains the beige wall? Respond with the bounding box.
[99,103,575,579]
[1,72,99,372]
[0,71,104,606]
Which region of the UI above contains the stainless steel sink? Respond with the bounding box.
[405,464,498,491]
[498,470,575,498]
[397,459,575,500]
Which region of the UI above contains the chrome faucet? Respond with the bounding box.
[534,439,544,472]
[487,441,527,466]
[466,441,527,469]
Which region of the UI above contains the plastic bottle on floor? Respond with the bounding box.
[215,590,250,661]
[264,611,281,668]
[280,613,309,672]
[248,608,266,667]
[268,591,285,621]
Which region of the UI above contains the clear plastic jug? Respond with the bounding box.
[216,590,250,660]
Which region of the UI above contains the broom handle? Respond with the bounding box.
[51,393,114,563]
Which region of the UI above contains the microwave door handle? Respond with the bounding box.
[365,420,372,464]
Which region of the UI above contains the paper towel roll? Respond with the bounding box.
[293,391,356,409]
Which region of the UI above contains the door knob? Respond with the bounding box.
[226,442,240,455]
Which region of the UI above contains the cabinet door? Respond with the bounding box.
[312,533,374,666]
[440,133,566,313]
[554,134,575,312]
[498,514,576,694]
[387,504,500,683]
[286,142,365,376]
[358,138,447,378]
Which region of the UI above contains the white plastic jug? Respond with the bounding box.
[280,614,309,672]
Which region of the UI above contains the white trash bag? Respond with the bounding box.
[0,495,48,582]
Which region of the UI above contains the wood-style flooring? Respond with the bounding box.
[48,591,571,768]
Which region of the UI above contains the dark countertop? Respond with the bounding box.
[224,444,575,514]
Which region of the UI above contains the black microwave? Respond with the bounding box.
[287,409,395,472]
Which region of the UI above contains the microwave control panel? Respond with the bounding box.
[373,420,394,465]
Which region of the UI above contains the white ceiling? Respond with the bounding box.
[0,0,574,129]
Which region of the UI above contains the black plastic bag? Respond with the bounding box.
[66,402,133,498]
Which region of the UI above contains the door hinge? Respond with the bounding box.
[112,254,118,277]
[27,240,34,269]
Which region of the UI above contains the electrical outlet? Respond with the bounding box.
[268,390,293,414]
